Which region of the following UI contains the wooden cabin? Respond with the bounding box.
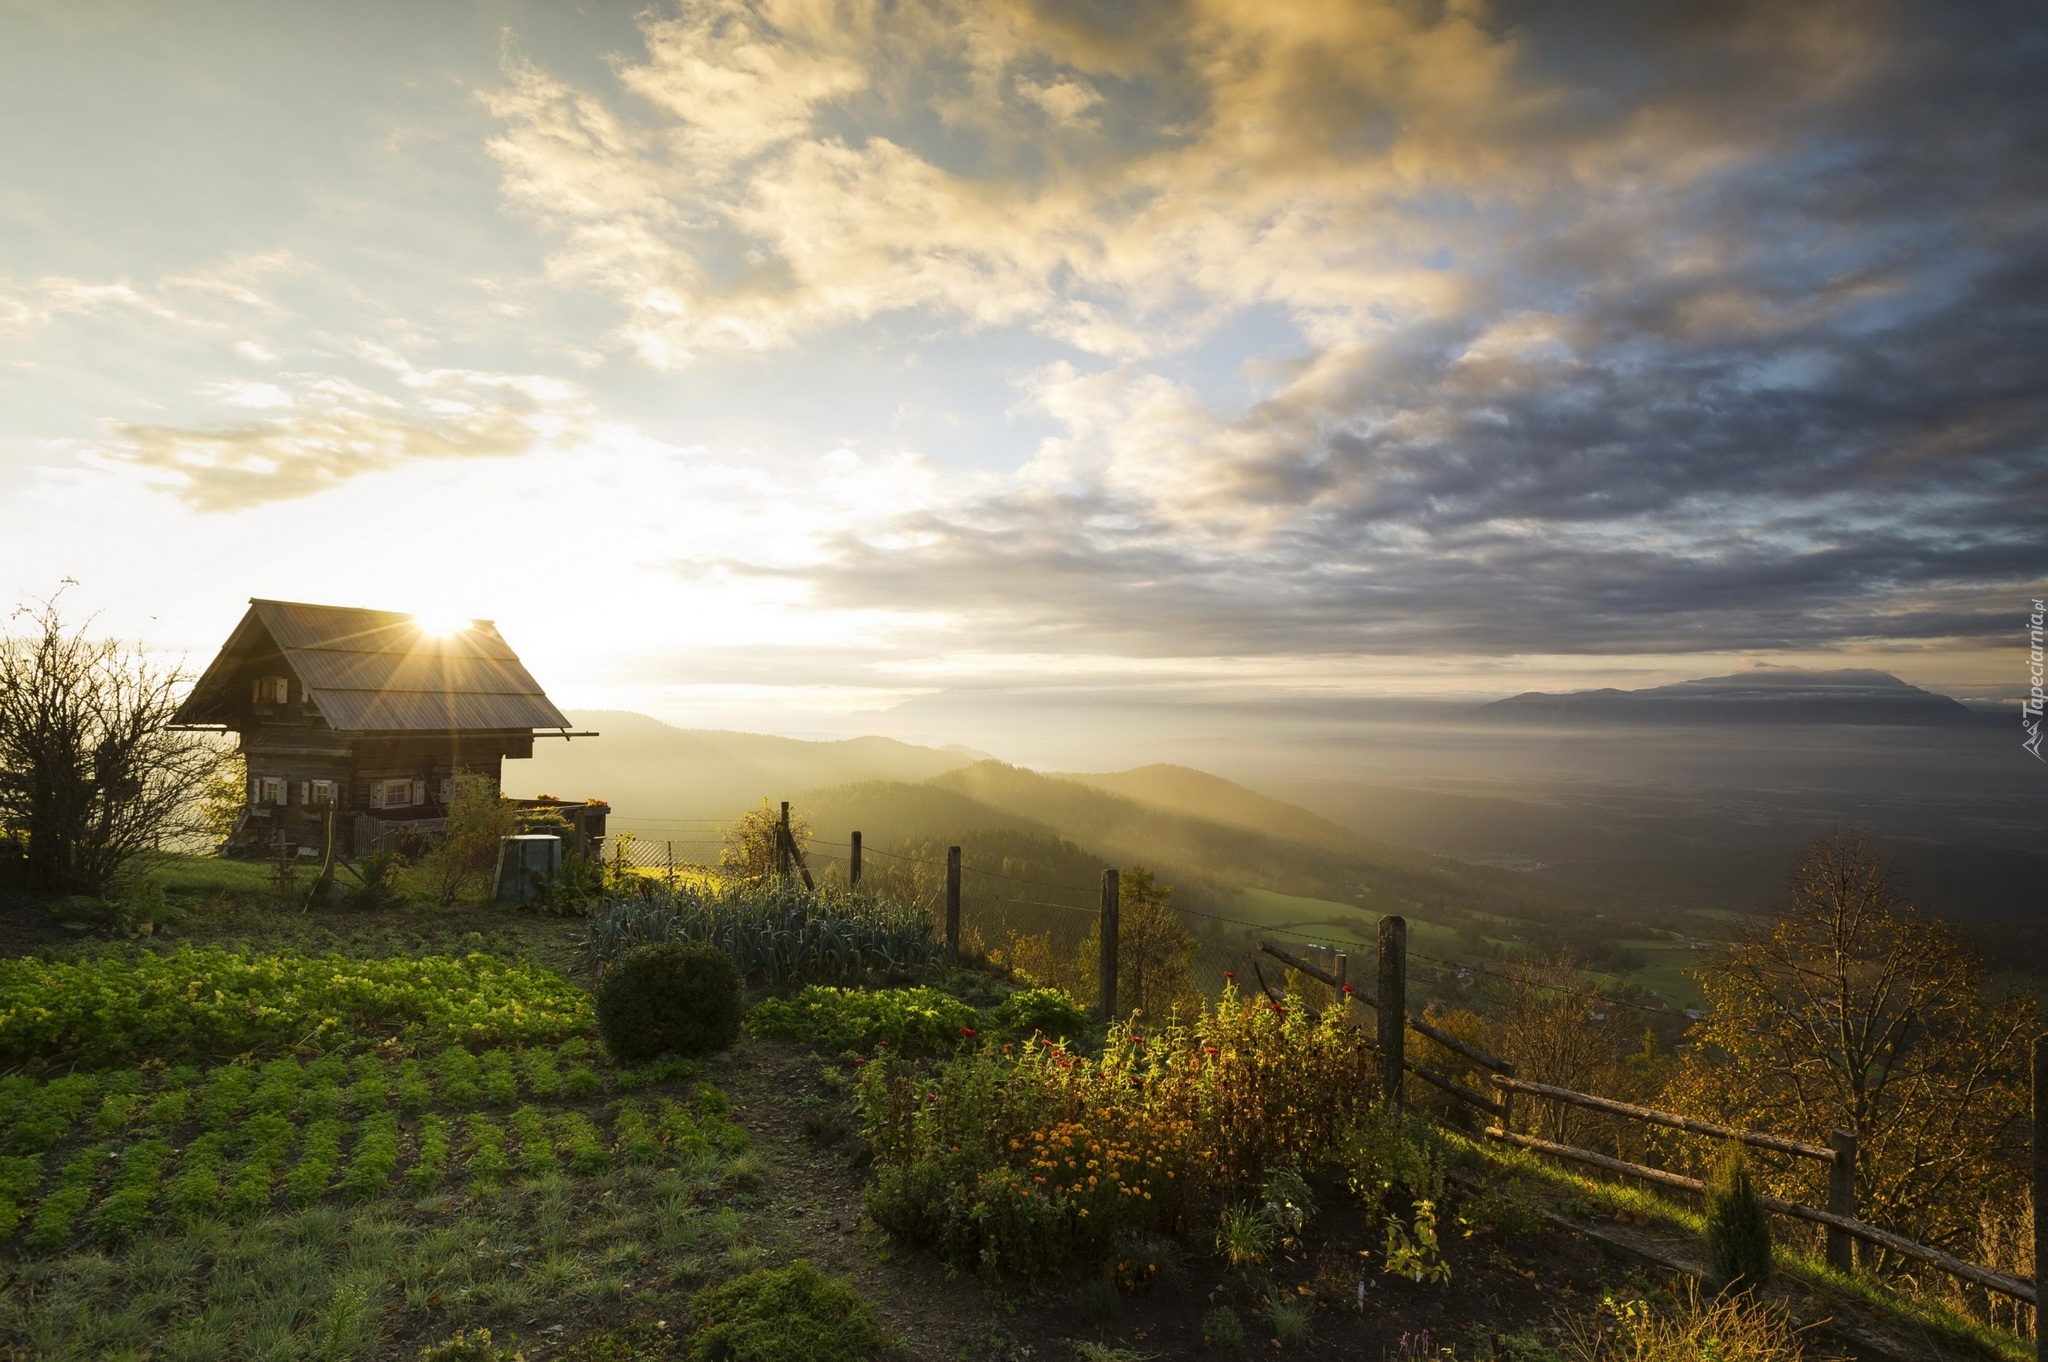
[171,599,602,857]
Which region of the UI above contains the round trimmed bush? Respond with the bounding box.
[595,943,743,1064]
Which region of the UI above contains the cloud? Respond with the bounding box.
[494,0,2043,656]
[481,0,1565,364]
[13,0,2037,673]
[0,253,298,336]
[106,357,591,511]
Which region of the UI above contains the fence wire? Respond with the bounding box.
[593,824,1662,1019]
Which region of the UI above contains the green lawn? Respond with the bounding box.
[148,855,278,898]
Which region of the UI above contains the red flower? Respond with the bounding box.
[959,1026,978,1036]
[1223,971,1236,981]
[1269,1003,1285,1014]
[1342,985,1354,995]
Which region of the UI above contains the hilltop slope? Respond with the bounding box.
[797,760,1584,925]
[507,710,985,820]
[1062,763,1365,853]
[512,712,1592,932]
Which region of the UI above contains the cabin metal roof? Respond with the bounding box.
[173,599,572,734]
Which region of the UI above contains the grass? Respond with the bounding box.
[4,851,2028,1362]
[66,851,594,978]
[0,1035,761,1357]
[1455,1131,2033,1362]
[0,868,786,1361]
[1561,1284,1806,1362]
[4,1162,749,1360]
[1234,887,1471,954]
[0,1040,744,1246]
[1617,954,1705,1012]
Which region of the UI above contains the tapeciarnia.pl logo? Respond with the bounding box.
[2026,598,2044,761]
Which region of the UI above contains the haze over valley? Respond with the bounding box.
[515,665,2047,1007]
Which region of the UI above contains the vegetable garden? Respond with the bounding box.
[1,862,2031,1362]
[0,940,775,1361]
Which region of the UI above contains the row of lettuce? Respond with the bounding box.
[2,1082,745,1251]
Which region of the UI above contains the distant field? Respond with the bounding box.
[1228,886,1711,1014]
[1229,888,1468,956]
[1620,951,1704,1011]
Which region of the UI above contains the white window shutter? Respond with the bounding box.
[411,779,426,807]
[369,782,384,810]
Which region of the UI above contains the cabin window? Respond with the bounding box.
[310,780,337,806]
[257,776,287,806]
[251,676,290,705]
[377,778,414,808]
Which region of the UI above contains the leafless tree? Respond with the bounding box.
[0,596,218,896]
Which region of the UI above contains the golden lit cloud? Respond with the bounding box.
[106,360,590,511]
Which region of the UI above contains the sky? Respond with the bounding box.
[2,0,2044,762]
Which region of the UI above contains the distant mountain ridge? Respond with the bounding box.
[1477,668,1984,726]
[510,712,1575,925]
[507,711,989,819]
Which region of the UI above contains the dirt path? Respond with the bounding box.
[721,1038,1001,1360]
[719,1035,1635,1362]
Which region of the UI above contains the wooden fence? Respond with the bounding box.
[618,811,2040,1321]
[1257,923,2040,1312]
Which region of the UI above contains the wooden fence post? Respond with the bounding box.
[1378,916,1406,1108]
[849,831,862,886]
[777,802,792,878]
[1828,1129,1857,1272]
[666,841,674,892]
[945,845,961,956]
[2034,1033,2047,1345]
[1099,868,1120,1021]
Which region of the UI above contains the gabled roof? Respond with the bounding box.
[173,599,572,733]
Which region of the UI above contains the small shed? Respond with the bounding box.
[172,599,601,856]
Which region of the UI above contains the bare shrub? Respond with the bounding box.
[0,596,217,895]
[1565,1286,1807,1362]
[417,773,517,905]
